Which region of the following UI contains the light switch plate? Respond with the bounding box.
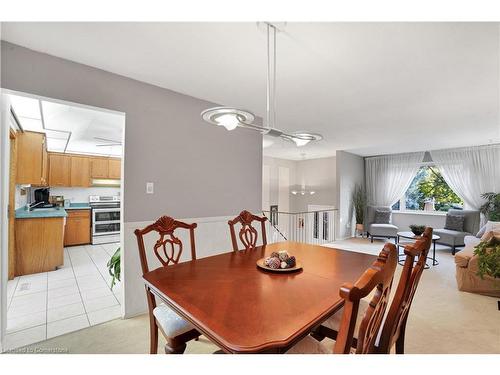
[146,182,154,194]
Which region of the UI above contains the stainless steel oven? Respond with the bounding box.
[89,195,121,244]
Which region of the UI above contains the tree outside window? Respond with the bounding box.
[393,166,463,211]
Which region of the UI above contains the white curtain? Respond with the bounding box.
[430,144,500,210]
[365,152,425,206]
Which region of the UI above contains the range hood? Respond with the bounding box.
[91,178,120,187]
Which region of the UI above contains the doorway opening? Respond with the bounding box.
[1,90,125,351]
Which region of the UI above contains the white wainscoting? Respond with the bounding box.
[122,215,265,318]
[392,211,446,232]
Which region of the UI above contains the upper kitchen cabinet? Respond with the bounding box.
[70,156,91,187]
[48,153,71,187]
[108,159,121,179]
[16,131,47,186]
[91,157,108,178]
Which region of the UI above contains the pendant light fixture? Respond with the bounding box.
[201,23,322,147]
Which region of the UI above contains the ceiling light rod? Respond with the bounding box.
[266,22,278,131]
[200,22,323,147]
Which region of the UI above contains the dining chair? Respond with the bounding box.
[134,215,200,354]
[376,227,432,353]
[287,242,398,354]
[228,210,268,251]
[311,227,433,354]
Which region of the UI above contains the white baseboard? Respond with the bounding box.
[122,215,264,318]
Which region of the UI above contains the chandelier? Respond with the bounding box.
[201,23,322,147]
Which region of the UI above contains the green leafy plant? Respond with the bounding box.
[107,247,121,289]
[409,224,426,236]
[473,238,500,279]
[352,184,367,225]
[479,192,500,221]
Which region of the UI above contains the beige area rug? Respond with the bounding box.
[13,238,500,354]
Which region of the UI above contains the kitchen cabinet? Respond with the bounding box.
[48,153,71,186]
[64,209,91,246]
[16,131,46,185]
[91,157,109,178]
[108,159,121,179]
[15,217,64,275]
[70,156,91,187]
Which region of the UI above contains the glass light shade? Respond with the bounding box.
[291,190,298,195]
[292,137,311,147]
[215,114,240,131]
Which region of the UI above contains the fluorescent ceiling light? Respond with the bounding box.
[9,95,41,119]
[18,117,44,132]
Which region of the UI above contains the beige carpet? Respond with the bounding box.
[15,238,500,354]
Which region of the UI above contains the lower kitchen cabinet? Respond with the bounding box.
[15,217,65,276]
[64,209,91,246]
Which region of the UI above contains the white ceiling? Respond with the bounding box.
[2,22,499,159]
[9,93,124,156]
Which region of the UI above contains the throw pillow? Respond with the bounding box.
[444,214,465,232]
[374,210,391,224]
[476,221,500,237]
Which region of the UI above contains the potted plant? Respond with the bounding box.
[409,224,426,236]
[479,192,500,221]
[352,184,367,235]
[107,247,121,289]
[473,235,500,280]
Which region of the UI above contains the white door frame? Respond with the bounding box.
[0,90,126,351]
[0,92,12,352]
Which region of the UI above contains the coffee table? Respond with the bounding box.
[396,231,440,268]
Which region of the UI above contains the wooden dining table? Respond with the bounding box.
[142,241,376,353]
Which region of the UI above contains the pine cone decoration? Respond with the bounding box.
[278,250,289,261]
[270,252,279,258]
[267,257,281,269]
[286,256,296,268]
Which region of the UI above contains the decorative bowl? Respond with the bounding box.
[409,224,426,236]
[256,250,302,273]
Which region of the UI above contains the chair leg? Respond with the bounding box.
[149,318,159,354]
[370,235,373,243]
[165,338,187,354]
[452,246,456,256]
[395,325,406,354]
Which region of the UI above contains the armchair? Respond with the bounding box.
[366,205,399,243]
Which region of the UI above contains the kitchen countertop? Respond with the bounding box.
[15,206,68,219]
[15,202,91,219]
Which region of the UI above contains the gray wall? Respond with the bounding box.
[263,156,337,213]
[293,156,336,212]
[336,150,365,239]
[1,41,262,222]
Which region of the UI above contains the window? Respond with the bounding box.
[392,166,463,212]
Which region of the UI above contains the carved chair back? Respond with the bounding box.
[333,243,398,354]
[228,210,268,251]
[134,215,197,275]
[134,216,197,317]
[376,227,433,353]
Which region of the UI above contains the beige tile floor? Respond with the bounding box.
[5,243,122,351]
[10,238,500,354]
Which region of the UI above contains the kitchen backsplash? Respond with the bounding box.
[50,187,121,203]
[15,185,28,209]
[15,186,121,209]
